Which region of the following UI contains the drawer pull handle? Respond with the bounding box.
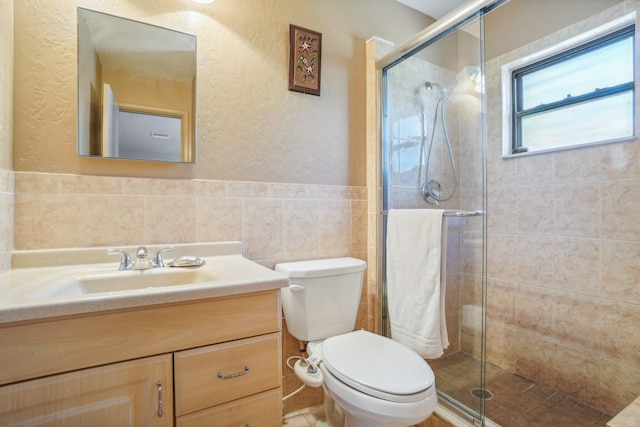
[217,366,250,380]
[156,381,163,417]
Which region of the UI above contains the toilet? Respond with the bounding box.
[276,257,437,427]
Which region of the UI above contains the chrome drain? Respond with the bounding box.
[470,388,494,400]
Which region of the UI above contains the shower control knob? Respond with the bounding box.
[294,359,323,387]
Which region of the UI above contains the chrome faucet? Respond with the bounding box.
[151,247,174,268]
[107,248,133,270]
[107,246,175,270]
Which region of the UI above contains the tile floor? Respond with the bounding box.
[429,352,614,427]
[283,404,326,427]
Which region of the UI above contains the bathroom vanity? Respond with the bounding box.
[0,242,287,426]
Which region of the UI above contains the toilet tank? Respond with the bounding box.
[276,257,367,342]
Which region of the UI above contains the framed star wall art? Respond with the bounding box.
[288,24,322,96]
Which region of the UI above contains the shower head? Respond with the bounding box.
[424,81,448,98]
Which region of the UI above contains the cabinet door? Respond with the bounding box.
[0,354,173,426]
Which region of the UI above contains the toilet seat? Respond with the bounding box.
[320,330,435,403]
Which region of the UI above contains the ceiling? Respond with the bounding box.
[395,0,469,19]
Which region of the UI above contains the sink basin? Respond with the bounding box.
[18,267,219,298]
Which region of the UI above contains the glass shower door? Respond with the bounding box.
[380,11,487,424]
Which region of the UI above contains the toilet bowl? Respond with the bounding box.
[308,330,437,427]
[276,257,437,427]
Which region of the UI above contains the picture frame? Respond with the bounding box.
[288,24,322,96]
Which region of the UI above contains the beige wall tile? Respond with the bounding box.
[243,199,284,261]
[486,323,517,372]
[601,179,640,241]
[283,199,319,260]
[517,185,555,235]
[600,139,640,181]
[516,153,554,186]
[60,175,123,195]
[516,285,554,337]
[553,346,600,408]
[85,195,145,247]
[515,334,555,386]
[14,193,85,249]
[553,147,600,183]
[553,292,600,353]
[513,236,555,285]
[350,200,367,253]
[123,178,182,195]
[14,172,58,194]
[144,196,198,244]
[197,198,243,243]
[601,240,640,305]
[317,200,350,258]
[553,238,600,296]
[487,278,517,327]
[226,181,269,198]
[599,359,640,415]
[555,182,600,239]
[600,300,640,368]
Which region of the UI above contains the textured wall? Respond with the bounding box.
[12,0,432,186]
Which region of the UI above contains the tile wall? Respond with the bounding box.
[484,3,640,415]
[11,171,369,414]
[0,169,13,273]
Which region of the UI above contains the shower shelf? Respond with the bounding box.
[381,210,483,217]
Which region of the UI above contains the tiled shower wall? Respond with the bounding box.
[11,171,369,415]
[484,2,640,415]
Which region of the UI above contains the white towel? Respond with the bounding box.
[386,209,449,359]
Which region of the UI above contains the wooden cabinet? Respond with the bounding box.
[0,290,282,426]
[0,355,173,426]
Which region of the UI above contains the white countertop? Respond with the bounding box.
[0,242,289,325]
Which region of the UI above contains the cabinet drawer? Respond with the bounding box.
[175,333,281,415]
[176,388,282,427]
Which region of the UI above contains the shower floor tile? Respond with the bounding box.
[429,352,613,427]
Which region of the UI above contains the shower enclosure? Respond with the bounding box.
[377,2,491,423]
[373,0,635,426]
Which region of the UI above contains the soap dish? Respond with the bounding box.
[169,255,205,268]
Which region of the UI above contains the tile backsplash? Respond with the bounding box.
[12,172,367,265]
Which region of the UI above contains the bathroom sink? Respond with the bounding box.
[15,266,219,299]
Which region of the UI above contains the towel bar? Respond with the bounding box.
[380,210,483,217]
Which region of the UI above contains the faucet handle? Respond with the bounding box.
[152,246,175,268]
[107,248,133,270]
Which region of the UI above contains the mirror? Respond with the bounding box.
[77,8,196,163]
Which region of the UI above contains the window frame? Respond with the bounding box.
[500,13,637,158]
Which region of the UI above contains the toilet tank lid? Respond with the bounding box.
[275,257,366,278]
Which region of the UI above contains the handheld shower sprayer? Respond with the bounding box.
[418,80,457,205]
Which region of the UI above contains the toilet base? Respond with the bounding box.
[321,384,432,427]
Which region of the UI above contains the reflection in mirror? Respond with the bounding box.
[77,8,196,163]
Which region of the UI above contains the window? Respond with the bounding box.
[510,25,635,155]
